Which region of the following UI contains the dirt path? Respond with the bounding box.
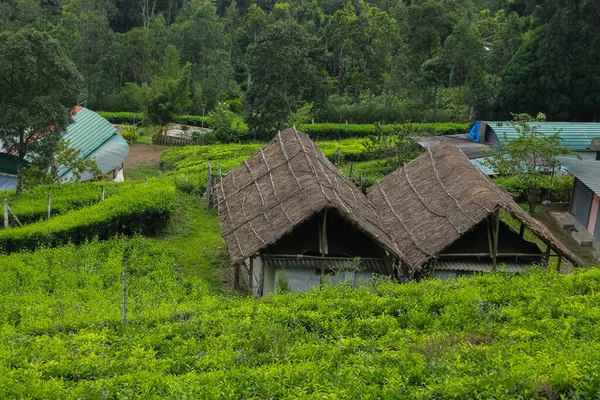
[124,143,168,169]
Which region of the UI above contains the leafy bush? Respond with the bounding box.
[120,123,139,144]
[97,111,143,125]
[495,174,574,203]
[0,181,175,253]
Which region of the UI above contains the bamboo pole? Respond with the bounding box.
[3,199,8,228]
[492,210,500,272]
[47,193,51,219]
[320,209,328,284]
[249,257,254,295]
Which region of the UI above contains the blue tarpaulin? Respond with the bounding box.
[467,121,482,143]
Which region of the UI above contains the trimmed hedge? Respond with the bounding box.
[0,182,175,253]
[97,111,211,127]
[7,181,140,225]
[296,122,468,140]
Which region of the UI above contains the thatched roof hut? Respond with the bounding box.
[215,128,403,267]
[367,142,581,271]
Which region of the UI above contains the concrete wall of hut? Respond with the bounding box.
[266,267,375,295]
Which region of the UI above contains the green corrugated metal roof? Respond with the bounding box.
[557,156,600,196]
[58,108,125,177]
[470,157,496,175]
[485,122,600,152]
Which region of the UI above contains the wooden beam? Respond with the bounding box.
[320,209,328,284]
[486,219,493,259]
[248,257,254,295]
[258,255,265,296]
[544,243,552,265]
[519,223,525,238]
[556,255,563,272]
[233,263,240,291]
[492,210,500,272]
[438,253,546,259]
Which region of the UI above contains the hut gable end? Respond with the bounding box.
[216,128,402,264]
[367,142,581,269]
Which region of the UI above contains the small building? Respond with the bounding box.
[367,143,580,280]
[58,106,129,183]
[479,121,600,160]
[558,156,600,242]
[215,128,402,295]
[0,107,129,190]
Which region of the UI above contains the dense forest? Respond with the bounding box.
[1,0,599,132]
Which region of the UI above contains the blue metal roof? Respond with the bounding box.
[484,122,600,152]
[58,108,129,178]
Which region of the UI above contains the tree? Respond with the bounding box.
[246,5,326,136]
[483,113,571,213]
[0,28,82,195]
[143,45,192,136]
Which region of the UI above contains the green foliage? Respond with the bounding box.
[4,181,140,225]
[0,28,82,194]
[97,112,145,125]
[207,102,237,142]
[298,122,468,140]
[0,181,175,253]
[3,263,600,396]
[483,113,572,213]
[363,123,423,169]
[495,174,574,204]
[120,124,139,144]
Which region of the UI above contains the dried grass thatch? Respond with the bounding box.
[367,142,581,269]
[215,128,403,264]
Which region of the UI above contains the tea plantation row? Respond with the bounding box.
[1,236,600,398]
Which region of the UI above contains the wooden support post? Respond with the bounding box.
[349,163,354,180]
[544,243,552,265]
[556,255,563,272]
[335,147,341,166]
[47,193,51,219]
[519,222,525,238]
[258,257,265,296]
[100,185,105,201]
[249,257,254,295]
[234,263,240,290]
[207,161,213,208]
[492,210,500,272]
[3,199,8,228]
[218,166,222,179]
[320,209,328,284]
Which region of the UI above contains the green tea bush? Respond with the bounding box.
[5,181,140,224]
[0,181,175,253]
[2,267,600,397]
[97,111,142,124]
[120,123,139,144]
[297,122,468,141]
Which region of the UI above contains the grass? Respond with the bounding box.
[124,163,162,181]
[158,193,226,293]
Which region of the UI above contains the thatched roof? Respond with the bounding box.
[367,142,581,269]
[215,128,403,264]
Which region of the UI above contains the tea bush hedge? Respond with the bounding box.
[2,262,600,398]
[5,181,140,224]
[0,181,175,253]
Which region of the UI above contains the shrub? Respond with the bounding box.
[120,124,139,144]
[495,174,574,203]
[296,122,468,141]
[0,181,175,253]
[97,111,143,125]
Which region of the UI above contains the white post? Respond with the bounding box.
[100,185,105,201]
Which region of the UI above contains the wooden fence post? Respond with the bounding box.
[3,199,8,228]
[100,185,105,201]
[207,161,214,208]
[335,147,341,166]
[47,193,51,219]
[349,163,354,181]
